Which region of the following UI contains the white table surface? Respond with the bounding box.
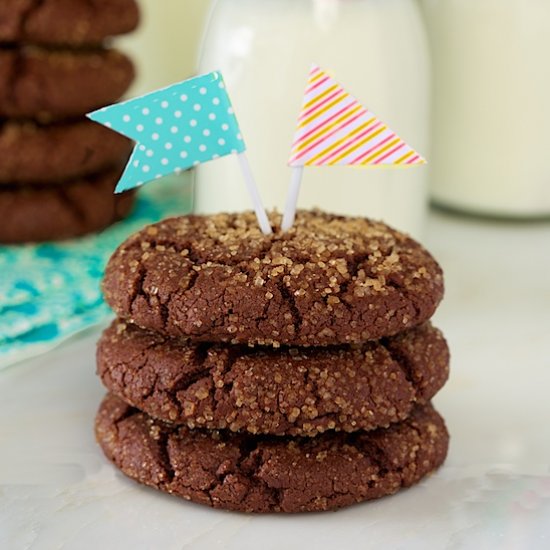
[1,210,549,550]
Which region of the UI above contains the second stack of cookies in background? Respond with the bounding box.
[0,0,140,244]
[95,210,451,513]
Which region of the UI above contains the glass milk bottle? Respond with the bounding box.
[195,0,430,237]
[421,0,550,217]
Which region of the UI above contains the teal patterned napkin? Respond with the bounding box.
[0,174,192,369]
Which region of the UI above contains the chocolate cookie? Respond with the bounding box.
[0,166,135,244]
[0,119,131,184]
[96,394,449,513]
[103,211,444,346]
[0,46,134,121]
[0,0,139,45]
[98,321,449,437]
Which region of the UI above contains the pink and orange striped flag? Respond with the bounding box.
[288,65,425,167]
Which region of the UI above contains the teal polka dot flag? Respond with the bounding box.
[88,71,246,193]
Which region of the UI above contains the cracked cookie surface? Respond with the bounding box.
[0,165,135,243]
[103,211,444,346]
[0,0,139,45]
[98,321,449,437]
[0,119,131,184]
[0,47,134,121]
[96,393,449,513]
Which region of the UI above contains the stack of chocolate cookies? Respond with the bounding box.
[0,0,140,244]
[95,211,450,513]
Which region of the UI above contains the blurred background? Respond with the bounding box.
[121,0,550,236]
[120,0,209,94]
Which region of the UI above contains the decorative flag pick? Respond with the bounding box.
[282,65,426,231]
[88,71,272,235]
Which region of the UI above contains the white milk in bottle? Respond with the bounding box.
[421,0,550,217]
[196,0,430,237]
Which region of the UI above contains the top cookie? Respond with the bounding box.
[103,211,444,346]
[0,0,139,45]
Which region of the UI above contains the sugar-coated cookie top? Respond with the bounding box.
[103,210,444,346]
[98,320,449,436]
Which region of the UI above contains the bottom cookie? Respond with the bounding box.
[0,167,135,244]
[96,393,449,513]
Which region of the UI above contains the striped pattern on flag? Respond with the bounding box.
[289,65,426,168]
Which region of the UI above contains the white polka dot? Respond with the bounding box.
[174,110,182,118]
[190,119,197,127]
[136,124,144,132]
[146,149,154,157]
[155,117,163,125]
[180,151,188,159]
[199,87,207,95]
[193,161,200,167]
[171,126,178,134]
[138,144,146,152]
[165,142,173,150]
[212,154,220,160]
[208,113,216,121]
[203,129,210,137]
[123,115,131,122]
[218,81,225,89]
[142,165,150,173]
[193,104,202,112]
[199,144,207,152]
[155,174,163,179]
[161,100,169,108]
[142,108,150,115]
[161,158,169,166]
[237,133,243,140]
[221,123,229,131]
[212,98,220,106]
[180,94,188,102]
[218,138,226,146]
[132,160,140,167]
[184,136,192,143]
[105,122,112,128]
[152,133,160,141]
[228,107,234,115]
